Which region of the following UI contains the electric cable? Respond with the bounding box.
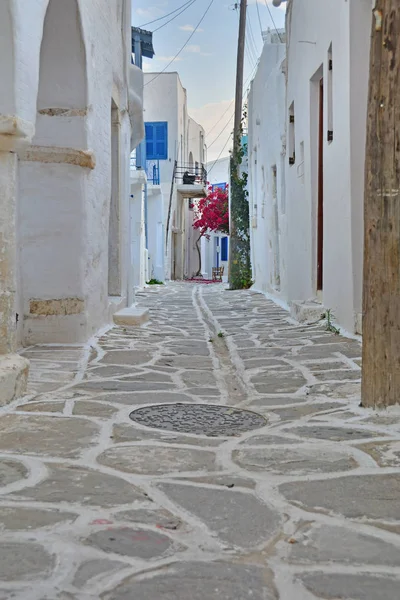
[153,0,197,32]
[145,0,214,86]
[138,0,194,28]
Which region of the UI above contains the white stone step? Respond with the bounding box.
[113,306,149,327]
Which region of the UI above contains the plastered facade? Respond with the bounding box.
[0,0,144,402]
[248,0,371,333]
[143,72,206,281]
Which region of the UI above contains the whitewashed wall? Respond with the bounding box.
[0,0,144,402]
[2,0,143,345]
[248,40,286,298]
[285,0,370,332]
[143,72,206,281]
[185,117,206,278]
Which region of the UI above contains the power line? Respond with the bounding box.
[255,0,264,39]
[208,112,234,149]
[247,13,259,60]
[153,0,197,33]
[208,65,261,176]
[206,102,234,137]
[246,23,258,66]
[138,0,194,28]
[263,0,282,42]
[207,132,233,176]
[235,4,257,71]
[145,0,214,87]
[205,60,258,147]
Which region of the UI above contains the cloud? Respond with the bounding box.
[184,45,212,57]
[135,6,165,20]
[185,44,201,53]
[142,62,154,72]
[156,55,183,62]
[247,0,286,8]
[179,24,204,32]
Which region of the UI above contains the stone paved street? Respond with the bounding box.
[1,283,400,598]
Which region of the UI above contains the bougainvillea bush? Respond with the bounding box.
[192,185,229,237]
[192,185,229,275]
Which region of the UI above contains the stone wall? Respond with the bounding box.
[0,0,144,402]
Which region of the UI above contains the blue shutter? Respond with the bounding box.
[145,123,155,159]
[155,122,168,159]
[145,122,168,160]
[221,237,228,262]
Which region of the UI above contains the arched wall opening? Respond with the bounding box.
[108,98,122,297]
[0,1,14,118]
[18,0,90,344]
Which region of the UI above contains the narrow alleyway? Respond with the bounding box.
[1,284,400,599]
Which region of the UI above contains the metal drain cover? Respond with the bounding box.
[129,403,267,437]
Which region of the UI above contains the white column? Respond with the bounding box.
[0,151,29,405]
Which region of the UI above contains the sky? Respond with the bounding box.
[132,0,286,162]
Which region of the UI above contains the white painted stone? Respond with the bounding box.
[290,300,325,324]
[0,0,145,402]
[0,354,29,406]
[130,170,147,291]
[142,73,206,281]
[113,306,149,326]
[1,0,144,352]
[248,38,286,300]
[247,0,371,334]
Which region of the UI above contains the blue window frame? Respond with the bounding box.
[221,237,228,262]
[145,122,168,160]
[212,182,227,191]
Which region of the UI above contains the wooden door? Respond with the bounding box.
[317,78,324,291]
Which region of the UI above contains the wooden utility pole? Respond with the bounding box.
[362,1,400,407]
[233,0,247,154]
[229,0,252,290]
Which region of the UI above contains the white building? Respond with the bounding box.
[0,0,144,404]
[200,157,230,280]
[142,72,207,281]
[248,32,286,299]
[248,0,371,334]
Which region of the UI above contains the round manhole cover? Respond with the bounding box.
[129,403,267,437]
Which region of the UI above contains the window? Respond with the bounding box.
[327,44,333,142]
[221,237,228,261]
[212,183,227,191]
[145,122,168,160]
[288,102,295,165]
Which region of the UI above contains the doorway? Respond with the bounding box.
[108,98,121,296]
[317,78,324,292]
[172,232,178,280]
[271,166,281,291]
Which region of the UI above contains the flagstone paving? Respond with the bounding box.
[0,282,398,598]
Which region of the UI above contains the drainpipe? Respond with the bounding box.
[133,32,148,251]
[133,33,144,170]
[144,182,148,249]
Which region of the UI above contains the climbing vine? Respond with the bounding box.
[229,112,252,290]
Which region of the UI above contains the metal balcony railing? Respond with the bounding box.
[130,154,160,185]
[174,162,207,187]
[145,159,160,185]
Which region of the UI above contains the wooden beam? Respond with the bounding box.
[362,1,400,407]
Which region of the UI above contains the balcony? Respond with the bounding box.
[128,64,144,151]
[175,162,207,199]
[130,154,160,186]
[144,159,160,185]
